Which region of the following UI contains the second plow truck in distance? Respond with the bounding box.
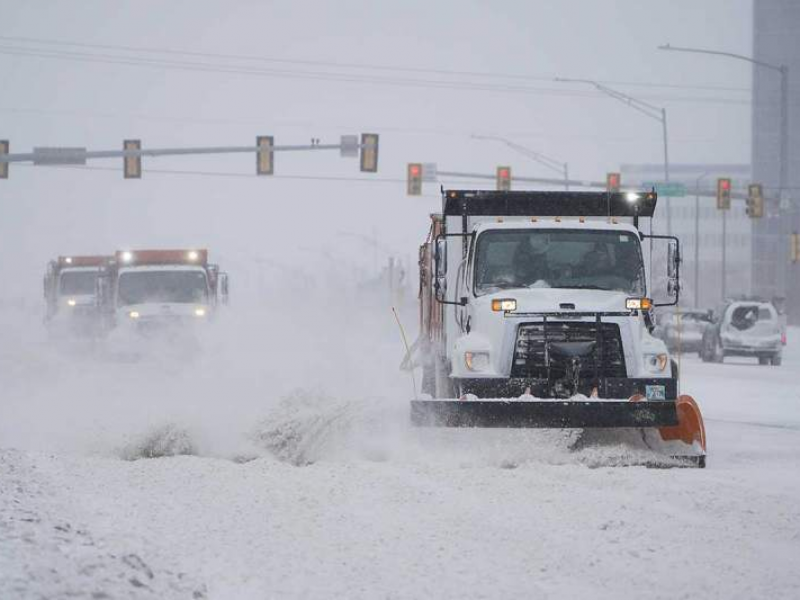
[96,249,229,334]
[410,189,707,467]
[44,255,108,336]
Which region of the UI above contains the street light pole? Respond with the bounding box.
[554,78,671,233]
[658,44,788,196]
[659,43,792,308]
[471,134,570,190]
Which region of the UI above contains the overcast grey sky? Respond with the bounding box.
[0,0,753,299]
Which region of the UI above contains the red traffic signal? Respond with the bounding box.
[606,172,621,193]
[716,178,731,210]
[407,163,423,196]
[496,166,511,191]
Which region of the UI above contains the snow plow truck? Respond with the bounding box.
[96,249,229,334]
[44,255,108,336]
[409,189,707,467]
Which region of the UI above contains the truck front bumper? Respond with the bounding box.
[456,377,677,402]
[411,398,679,428]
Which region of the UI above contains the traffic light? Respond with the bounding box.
[497,166,511,191]
[407,163,422,196]
[746,183,764,218]
[256,136,274,175]
[0,140,8,179]
[359,133,379,173]
[123,139,141,179]
[606,172,621,193]
[792,232,800,263]
[716,178,731,210]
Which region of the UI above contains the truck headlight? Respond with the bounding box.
[465,351,490,372]
[491,298,517,312]
[67,298,77,307]
[626,297,652,311]
[129,311,140,319]
[194,307,207,317]
[645,353,669,373]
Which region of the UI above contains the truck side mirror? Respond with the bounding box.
[667,241,679,280]
[434,237,447,279]
[667,279,679,297]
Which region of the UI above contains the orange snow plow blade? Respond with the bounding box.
[627,393,706,467]
[658,395,707,453]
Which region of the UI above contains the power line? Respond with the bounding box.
[0,106,751,144]
[0,44,751,106]
[0,34,751,94]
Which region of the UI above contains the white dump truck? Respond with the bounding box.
[410,189,706,466]
[97,249,228,335]
[43,255,108,336]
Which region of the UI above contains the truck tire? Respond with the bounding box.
[759,356,770,366]
[771,354,782,366]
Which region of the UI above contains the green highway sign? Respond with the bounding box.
[640,181,687,197]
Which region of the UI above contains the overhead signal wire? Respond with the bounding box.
[0,34,750,94]
[0,43,750,106]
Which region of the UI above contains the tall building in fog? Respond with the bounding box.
[752,0,800,323]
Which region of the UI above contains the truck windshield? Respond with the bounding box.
[60,271,98,296]
[474,229,646,296]
[117,270,208,305]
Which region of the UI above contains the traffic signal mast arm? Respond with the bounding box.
[0,141,368,163]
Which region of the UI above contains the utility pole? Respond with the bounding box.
[722,209,727,303]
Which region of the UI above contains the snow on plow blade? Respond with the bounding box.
[410,399,679,429]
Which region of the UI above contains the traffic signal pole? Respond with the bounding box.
[1,141,353,163]
[0,134,380,177]
[436,170,606,190]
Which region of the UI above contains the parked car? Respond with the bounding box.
[701,300,783,365]
[655,309,714,354]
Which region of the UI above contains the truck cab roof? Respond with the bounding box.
[471,218,642,237]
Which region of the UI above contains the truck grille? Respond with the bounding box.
[511,321,627,379]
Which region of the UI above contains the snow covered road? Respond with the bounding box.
[2,306,800,599]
